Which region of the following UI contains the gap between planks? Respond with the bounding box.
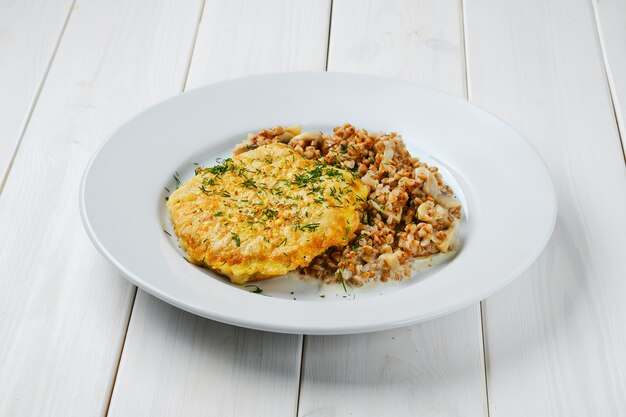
[479,303,491,417]
[461,0,492,415]
[103,1,208,415]
[104,287,138,416]
[588,0,626,164]
[324,0,334,72]
[181,0,208,92]
[294,335,307,417]
[0,0,78,194]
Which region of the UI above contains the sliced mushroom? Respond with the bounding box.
[417,201,435,222]
[378,251,403,272]
[370,199,388,217]
[276,125,303,143]
[233,141,254,155]
[384,188,408,224]
[361,172,379,189]
[436,193,461,209]
[417,201,451,225]
[290,130,323,144]
[381,140,395,164]
[415,166,440,196]
[435,219,459,253]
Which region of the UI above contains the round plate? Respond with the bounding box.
[80,72,557,335]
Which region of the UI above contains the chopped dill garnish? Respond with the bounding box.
[277,237,287,247]
[173,174,181,189]
[292,164,336,188]
[337,270,348,292]
[164,187,170,192]
[242,178,257,188]
[324,167,342,178]
[206,158,233,177]
[245,285,263,294]
[214,211,224,217]
[307,186,323,195]
[262,208,278,218]
[238,167,251,176]
[298,222,320,232]
[163,230,171,236]
[231,233,241,246]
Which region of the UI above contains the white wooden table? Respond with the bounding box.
[1,0,625,415]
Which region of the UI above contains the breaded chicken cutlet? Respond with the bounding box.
[167,143,369,284]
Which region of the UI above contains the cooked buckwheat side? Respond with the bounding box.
[236,124,462,286]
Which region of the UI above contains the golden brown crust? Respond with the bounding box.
[167,143,369,284]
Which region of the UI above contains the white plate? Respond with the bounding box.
[80,72,557,335]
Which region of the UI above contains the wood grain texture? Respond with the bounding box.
[108,292,304,417]
[327,0,466,95]
[0,0,203,415]
[464,0,626,415]
[297,1,488,416]
[107,1,331,416]
[592,0,626,152]
[0,0,74,187]
[186,0,332,83]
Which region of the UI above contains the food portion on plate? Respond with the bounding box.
[167,142,369,284]
[168,124,462,287]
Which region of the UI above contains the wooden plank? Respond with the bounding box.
[0,0,203,415]
[186,0,331,83]
[297,1,488,416]
[326,0,466,95]
[592,0,626,152]
[464,0,626,415]
[107,1,331,416]
[0,0,75,187]
[108,292,304,417]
